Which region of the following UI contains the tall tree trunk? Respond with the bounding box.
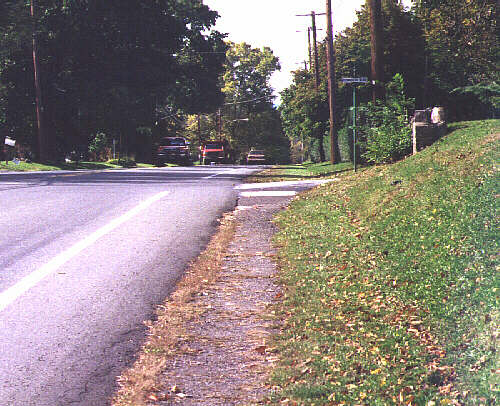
[369,0,384,102]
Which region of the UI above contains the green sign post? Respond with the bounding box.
[341,77,368,172]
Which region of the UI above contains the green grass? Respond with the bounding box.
[268,120,499,405]
[247,161,353,183]
[0,159,154,172]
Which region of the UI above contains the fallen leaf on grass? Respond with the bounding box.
[148,392,169,401]
[439,383,453,395]
[255,345,268,355]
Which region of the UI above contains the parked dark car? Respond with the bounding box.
[155,137,191,165]
[246,149,267,165]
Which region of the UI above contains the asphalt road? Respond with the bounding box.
[0,165,258,406]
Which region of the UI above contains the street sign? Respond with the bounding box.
[341,77,369,84]
[4,137,15,147]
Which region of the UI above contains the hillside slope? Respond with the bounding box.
[270,120,499,405]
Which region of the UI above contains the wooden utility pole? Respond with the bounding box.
[217,108,222,141]
[326,0,340,164]
[30,0,48,161]
[369,0,384,101]
[307,27,312,70]
[197,114,202,147]
[296,12,325,87]
[297,26,322,72]
[311,11,320,89]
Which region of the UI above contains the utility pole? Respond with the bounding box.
[307,27,312,70]
[369,0,384,102]
[30,0,48,161]
[297,12,325,90]
[197,114,202,148]
[326,0,340,164]
[217,108,222,141]
[311,11,320,89]
[297,27,323,72]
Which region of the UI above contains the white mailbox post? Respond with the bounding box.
[4,137,16,165]
[5,137,15,147]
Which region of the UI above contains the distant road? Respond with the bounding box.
[0,166,258,406]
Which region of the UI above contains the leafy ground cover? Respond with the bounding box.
[268,120,499,405]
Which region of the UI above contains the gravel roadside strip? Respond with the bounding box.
[151,197,290,405]
[112,192,295,406]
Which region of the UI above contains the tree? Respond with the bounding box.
[222,42,280,110]
[221,42,288,162]
[413,0,499,118]
[368,0,384,101]
[179,41,288,164]
[0,0,227,161]
[335,2,425,108]
[279,69,329,163]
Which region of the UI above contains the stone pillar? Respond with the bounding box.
[412,107,447,154]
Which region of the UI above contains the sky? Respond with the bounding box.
[203,0,412,100]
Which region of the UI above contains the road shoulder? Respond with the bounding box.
[112,184,299,405]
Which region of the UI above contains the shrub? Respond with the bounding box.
[359,74,414,164]
[107,157,136,168]
[88,131,109,161]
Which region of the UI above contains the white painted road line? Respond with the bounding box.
[0,182,30,186]
[0,191,170,313]
[203,171,226,179]
[203,168,237,179]
[203,168,255,180]
[235,179,336,190]
[240,191,297,197]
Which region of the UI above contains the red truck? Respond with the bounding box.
[200,140,231,165]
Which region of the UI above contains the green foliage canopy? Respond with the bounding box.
[0,0,227,160]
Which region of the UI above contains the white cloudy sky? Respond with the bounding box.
[203,0,413,99]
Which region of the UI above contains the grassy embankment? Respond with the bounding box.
[267,120,498,405]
